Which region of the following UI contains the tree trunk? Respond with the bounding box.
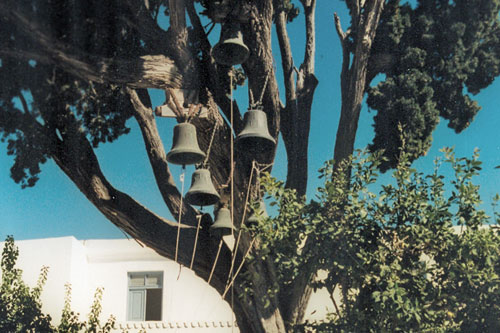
[333,1,385,168]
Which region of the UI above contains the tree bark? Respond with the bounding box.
[333,1,385,169]
[0,1,190,89]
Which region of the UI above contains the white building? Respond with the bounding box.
[2,237,335,332]
[5,237,239,332]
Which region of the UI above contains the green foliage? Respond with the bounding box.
[0,235,53,332]
[0,236,115,333]
[58,284,115,333]
[368,0,500,171]
[249,147,500,332]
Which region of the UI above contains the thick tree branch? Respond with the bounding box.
[274,1,302,195]
[301,0,316,74]
[334,13,350,103]
[333,0,385,169]
[127,88,199,225]
[274,0,297,104]
[277,0,318,196]
[0,2,190,89]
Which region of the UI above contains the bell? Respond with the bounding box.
[247,200,268,226]
[185,168,220,206]
[210,207,235,237]
[236,109,276,154]
[212,21,249,66]
[166,123,206,165]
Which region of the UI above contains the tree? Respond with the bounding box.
[259,146,500,332]
[0,236,115,332]
[0,0,498,331]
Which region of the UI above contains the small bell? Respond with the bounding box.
[210,207,235,237]
[247,200,268,226]
[167,123,206,165]
[236,109,276,154]
[185,168,220,206]
[212,21,249,66]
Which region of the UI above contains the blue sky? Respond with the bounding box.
[1,2,499,241]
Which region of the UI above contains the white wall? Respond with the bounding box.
[12,237,77,322]
[1,237,238,332]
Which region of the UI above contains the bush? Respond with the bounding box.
[251,147,500,332]
[0,236,115,333]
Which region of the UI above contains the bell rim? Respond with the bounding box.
[185,191,220,206]
[236,132,276,143]
[212,41,250,66]
[236,135,276,154]
[210,222,236,236]
[166,149,206,165]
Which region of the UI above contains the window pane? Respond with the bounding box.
[145,275,158,286]
[128,290,145,321]
[129,275,145,287]
[145,288,162,321]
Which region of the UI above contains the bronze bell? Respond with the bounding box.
[247,200,268,226]
[166,123,205,166]
[212,21,249,66]
[236,109,276,154]
[210,207,235,237]
[185,168,220,206]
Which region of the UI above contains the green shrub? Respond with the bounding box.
[0,236,115,333]
[250,147,500,332]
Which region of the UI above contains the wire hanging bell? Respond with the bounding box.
[212,21,249,66]
[185,168,220,206]
[247,200,268,226]
[236,109,276,154]
[210,207,235,237]
[166,123,206,166]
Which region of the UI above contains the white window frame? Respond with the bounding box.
[127,271,163,321]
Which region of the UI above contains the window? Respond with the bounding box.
[127,272,163,321]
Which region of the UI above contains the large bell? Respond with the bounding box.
[247,200,268,226]
[210,207,235,237]
[212,21,249,66]
[185,168,220,206]
[236,109,276,154]
[166,123,206,165]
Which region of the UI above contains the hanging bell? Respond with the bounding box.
[236,109,276,154]
[247,200,268,226]
[185,168,220,206]
[166,123,206,166]
[210,207,235,237]
[212,21,249,66]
